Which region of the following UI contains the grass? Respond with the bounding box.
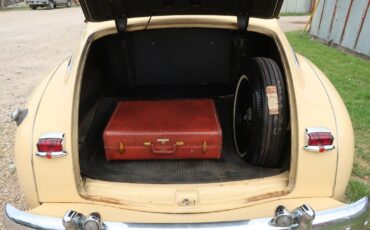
[346,179,370,202]
[286,31,370,202]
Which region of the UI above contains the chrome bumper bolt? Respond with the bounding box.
[84,212,103,230]
[271,204,315,230]
[63,210,104,230]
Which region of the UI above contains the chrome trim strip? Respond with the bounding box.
[35,151,67,158]
[4,197,369,230]
[304,145,335,152]
[67,56,72,72]
[305,127,332,134]
[291,47,300,68]
[38,132,65,140]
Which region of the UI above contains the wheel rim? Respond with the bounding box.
[233,75,254,157]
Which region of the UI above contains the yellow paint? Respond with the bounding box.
[14,15,354,217]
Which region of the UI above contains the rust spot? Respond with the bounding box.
[246,190,290,203]
[80,191,129,206]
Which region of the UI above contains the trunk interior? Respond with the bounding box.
[78,27,290,184]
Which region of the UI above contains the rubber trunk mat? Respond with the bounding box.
[79,98,284,183]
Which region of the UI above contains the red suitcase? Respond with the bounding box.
[103,99,222,161]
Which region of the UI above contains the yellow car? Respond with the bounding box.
[5,0,369,229]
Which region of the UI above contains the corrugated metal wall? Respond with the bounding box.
[310,0,370,57]
[280,0,313,14]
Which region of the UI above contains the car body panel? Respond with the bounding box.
[286,53,338,198]
[13,15,355,218]
[14,59,71,208]
[300,56,354,199]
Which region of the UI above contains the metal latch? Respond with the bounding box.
[270,204,315,230]
[176,190,198,207]
[10,107,28,126]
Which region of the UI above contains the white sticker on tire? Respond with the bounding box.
[266,86,279,115]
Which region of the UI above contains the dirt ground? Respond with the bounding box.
[0,7,84,229]
[0,8,307,229]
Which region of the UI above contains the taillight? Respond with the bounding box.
[37,138,63,152]
[36,132,66,159]
[304,128,335,152]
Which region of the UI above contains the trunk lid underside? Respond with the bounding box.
[80,0,284,22]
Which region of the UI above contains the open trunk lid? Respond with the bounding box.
[80,0,284,22]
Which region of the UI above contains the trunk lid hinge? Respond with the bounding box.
[237,14,249,48]
[237,15,249,34]
[233,14,249,84]
[107,0,136,88]
[235,0,252,60]
[115,16,128,34]
[108,0,128,34]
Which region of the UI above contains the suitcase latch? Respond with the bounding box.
[202,141,208,153]
[119,142,125,154]
[143,140,185,147]
[157,138,170,144]
[143,140,185,155]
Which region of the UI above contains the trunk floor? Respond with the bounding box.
[79,99,284,183]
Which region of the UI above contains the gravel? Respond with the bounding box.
[0,7,84,229]
[0,8,307,228]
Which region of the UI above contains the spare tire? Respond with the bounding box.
[233,57,288,168]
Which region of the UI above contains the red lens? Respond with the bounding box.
[307,132,333,146]
[37,138,63,152]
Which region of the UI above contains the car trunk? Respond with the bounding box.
[77,27,291,185]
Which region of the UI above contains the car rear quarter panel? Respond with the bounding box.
[30,57,87,203]
[289,54,354,199]
[14,60,72,207]
[299,57,354,199]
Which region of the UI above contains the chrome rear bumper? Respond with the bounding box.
[4,197,369,230]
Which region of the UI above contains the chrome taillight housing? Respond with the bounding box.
[36,132,66,159]
[304,128,335,153]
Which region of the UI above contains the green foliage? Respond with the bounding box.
[346,180,370,202]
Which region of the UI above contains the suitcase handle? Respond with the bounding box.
[150,144,177,155]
